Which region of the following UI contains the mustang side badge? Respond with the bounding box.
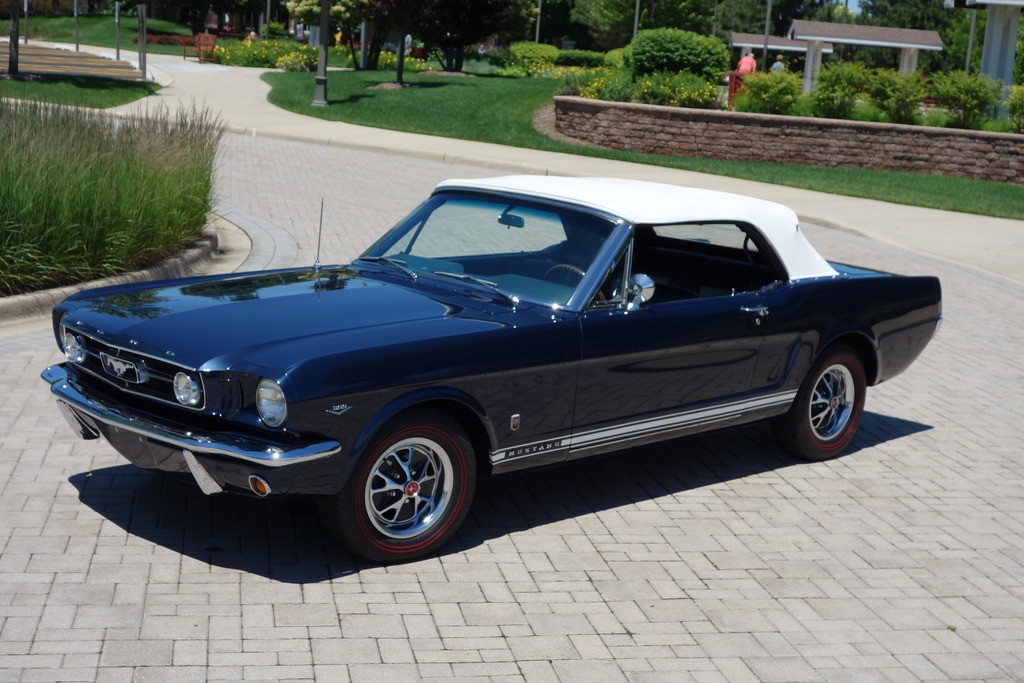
[326,404,352,415]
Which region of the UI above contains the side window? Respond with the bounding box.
[589,248,628,307]
[652,223,759,256]
[635,223,780,303]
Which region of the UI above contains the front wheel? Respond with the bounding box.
[772,345,866,461]
[318,410,476,563]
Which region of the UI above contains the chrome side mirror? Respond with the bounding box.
[626,273,655,310]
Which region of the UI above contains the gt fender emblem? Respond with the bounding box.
[326,404,352,416]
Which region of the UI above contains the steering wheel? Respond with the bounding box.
[545,263,585,280]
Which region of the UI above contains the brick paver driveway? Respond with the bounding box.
[1,135,1022,681]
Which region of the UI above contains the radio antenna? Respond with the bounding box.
[313,198,324,275]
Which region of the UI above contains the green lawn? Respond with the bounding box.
[0,74,159,108]
[264,69,1024,221]
[24,14,193,56]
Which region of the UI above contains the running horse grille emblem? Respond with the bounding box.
[100,352,149,384]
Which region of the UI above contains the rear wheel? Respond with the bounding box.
[318,410,476,564]
[772,345,866,461]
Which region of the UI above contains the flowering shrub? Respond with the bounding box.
[214,40,315,68]
[561,67,718,109]
[277,51,317,72]
[509,41,560,75]
[633,71,718,108]
[531,64,598,80]
[376,51,436,72]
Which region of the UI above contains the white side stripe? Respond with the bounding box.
[490,390,797,464]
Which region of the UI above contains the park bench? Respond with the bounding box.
[182,33,217,63]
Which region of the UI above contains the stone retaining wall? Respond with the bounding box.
[554,96,1024,185]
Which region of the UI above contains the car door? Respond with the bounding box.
[568,222,788,461]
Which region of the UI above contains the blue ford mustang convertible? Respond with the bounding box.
[43,177,941,562]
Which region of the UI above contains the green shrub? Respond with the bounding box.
[633,72,718,108]
[811,61,870,119]
[865,69,926,125]
[509,41,559,74]
[268,21,287,38]
[1008,85,1024,134]
[737,71,802,114]
[625,28,729,83]
[604,48,625,68]
[484,48,511,67]
[555,49,606,68]
[0,99,223,295]
[276,51,316,72]
[930,71,1002,129]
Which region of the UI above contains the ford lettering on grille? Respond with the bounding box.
[100,352,149,384]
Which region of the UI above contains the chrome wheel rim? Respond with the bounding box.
[809,363,856,441]
[364,437,453,539]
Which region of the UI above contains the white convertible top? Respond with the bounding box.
[436,176,837,280]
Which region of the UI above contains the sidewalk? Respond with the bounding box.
[13,40,1024,285]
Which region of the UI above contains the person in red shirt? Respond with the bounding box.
[737,53,757,75]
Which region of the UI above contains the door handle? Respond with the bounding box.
[740,306,769,325]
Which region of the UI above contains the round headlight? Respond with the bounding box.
[173,372,202,406]
[62,330,85,363]
[257,379,287,428]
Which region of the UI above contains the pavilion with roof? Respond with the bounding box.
[729,32,834,61]
[957,0,1023,92]
[788,20,944,91]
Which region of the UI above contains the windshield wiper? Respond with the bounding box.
[432,271,520,306]
[356,256,417,279]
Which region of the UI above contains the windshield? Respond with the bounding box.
[361,192,617,306]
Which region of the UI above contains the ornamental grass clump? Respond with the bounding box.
[0,99,223,296]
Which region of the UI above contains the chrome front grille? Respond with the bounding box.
[65,328,206,411]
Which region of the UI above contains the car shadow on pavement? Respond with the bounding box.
[67,410,930,581]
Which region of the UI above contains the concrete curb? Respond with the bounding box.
[0,225,220,324]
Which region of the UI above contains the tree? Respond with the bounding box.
[7,0,20,76]
[368,0,438,84]
[418,0,533,72]
[287,0,370,66]
[716,0,827,38]
[571,0,714,51]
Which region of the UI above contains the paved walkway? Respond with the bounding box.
[1,42,1023,681]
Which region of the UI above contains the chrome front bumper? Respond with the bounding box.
[42,364,342,468]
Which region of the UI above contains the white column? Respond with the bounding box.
[979,4,1021,87]
[898,47,919,74]
[803,41,822,92]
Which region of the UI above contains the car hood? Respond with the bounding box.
[60,267,508,370]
